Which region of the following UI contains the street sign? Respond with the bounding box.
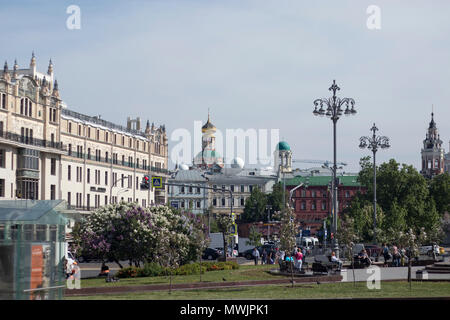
[170,201,179,209]
[152,177,162,188]
[230,223,237,236]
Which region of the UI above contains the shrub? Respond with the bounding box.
[173,263,207,276]
[116,266,140,278]
[139,262,168,277]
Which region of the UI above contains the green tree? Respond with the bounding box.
[216,214,234,261]
[246,225,262,247]
[429,172,450,215]
[354,157,441,239]
[267,182,284,212]
[241,187,267,222]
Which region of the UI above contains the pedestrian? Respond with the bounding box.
[392,245,400,267]
[280,250,285,262]
[252,247,260,265]
[295,248,303,270]
[382,243,391,266]
[261,249,267,265]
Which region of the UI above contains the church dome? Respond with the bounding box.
[231,157,245,169]
[276,141,290,151]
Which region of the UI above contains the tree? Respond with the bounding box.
[429,172,450,215]
[276,207,297,287]
[267,182,284,212]
[216,214,234,261]
[241,187,267,222]
[353,157,442,240]
[246,225,263,248]
[73,203,205,268]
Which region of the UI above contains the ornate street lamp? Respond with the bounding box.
[359,123,390,245]
[313,80,356,258]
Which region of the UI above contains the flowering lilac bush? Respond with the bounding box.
[73,202,208,268]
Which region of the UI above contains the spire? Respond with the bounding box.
[30,51,36,67]
[429,107,436,129]
[52,79,60,98]
[145,120,151,135]
[47,58,53,75]
[2,61,11,82]
[13,59,18,70]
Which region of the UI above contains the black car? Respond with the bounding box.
[202,248,220,260]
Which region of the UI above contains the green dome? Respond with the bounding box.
[276,141,290,151]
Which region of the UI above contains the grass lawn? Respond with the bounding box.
[79,264,278,288]
[66,281,450,300]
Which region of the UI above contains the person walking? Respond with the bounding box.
[261,249,267,265]
[382,243,391,266]
[252,247,260,265]
[392,245,400,267]
[295,248,303,270]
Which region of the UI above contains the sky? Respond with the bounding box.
[1,0,449,172]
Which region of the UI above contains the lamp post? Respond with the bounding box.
[313,80,356,258]
[359,123,390,245]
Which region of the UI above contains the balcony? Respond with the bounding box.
[0,131,64,151]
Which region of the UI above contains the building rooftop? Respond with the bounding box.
[285,175,361,187]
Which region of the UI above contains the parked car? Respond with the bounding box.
[202,248,220,260]
[419,244,440,257]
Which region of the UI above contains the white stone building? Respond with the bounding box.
[0,54,169,212]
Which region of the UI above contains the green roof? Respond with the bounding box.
[276,141,290,151]
[285,175,361,187]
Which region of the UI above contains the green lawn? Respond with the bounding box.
[79,264,278,288]
[66,281,450,300]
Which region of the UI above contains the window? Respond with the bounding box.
[50,158,56,175]
[241,185,245,192]
[87,169,90,184]
[180,186,185,194]
[0,149,5,168]
[105,132,108,142]
[0,179,4,197]
[0,121,3,137]
[78,125,81,136]
[68,122,72,133]
[230,185,235,192]
[196,187,201,194]
[311,201,316,210]
[240,197,245,206]
[87,148,91,160]
[68,144,72,156]
[105,171,108,186]
[96,130,100,140]
[345,191,350,198]
[321,201,327,210]
[301,190,306,197]
[196,201,201,209]
[105,152,109,163]
[213,198,217,206]
[50,185,56,200]
[222,198,226,206]
[1,93,5,109]
[311,190,316,198]
[67,192,71,206]
[301,201,306,210]
[68,165,71,180]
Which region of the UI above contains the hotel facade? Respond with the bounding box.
[0,54,169,212]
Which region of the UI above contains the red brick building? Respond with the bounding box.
[285,175,365,235]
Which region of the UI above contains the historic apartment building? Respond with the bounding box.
[0,54,169,211]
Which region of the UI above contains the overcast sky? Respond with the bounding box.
[2,0,449,172]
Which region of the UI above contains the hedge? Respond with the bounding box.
[116,261,239,278]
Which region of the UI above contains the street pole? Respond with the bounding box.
[313,80,357,259]
[359,123,390,245]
